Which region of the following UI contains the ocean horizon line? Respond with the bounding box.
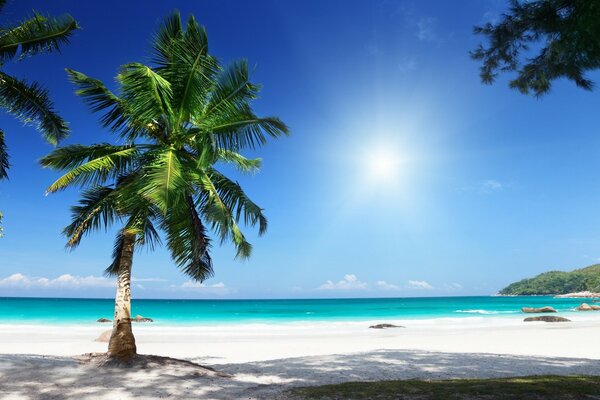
[0,294,502,301]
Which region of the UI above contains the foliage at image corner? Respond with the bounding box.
[471,0,600,97]
[0,1,79,238]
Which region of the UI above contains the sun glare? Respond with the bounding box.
[366,149,401,182]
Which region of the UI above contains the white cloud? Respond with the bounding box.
[407,280,433,290]
[0,273,114,289]
[318,274,368,290]
[177,281,231,294]
[376,280,400,290]
[131,277,168,283]
[417,17,437,41]
[444,282,463,290]
[459,179,510,194]
[480,179,503,193]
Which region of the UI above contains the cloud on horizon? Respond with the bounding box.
[0,273,114,289]
[376,280,400,290]
[175,281,232,295]
[318,274,368,290]
[318,275,440,292]
[407,280,433,290]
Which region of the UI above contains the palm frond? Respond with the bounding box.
[41,144,138,193]
[203,60,258,118]
[66,69,153,140]
[209,107,288,150]
[196,170,254,259]
[151,11,183,68]
[118,63,173,126]
[140,147,189,213]
[207,168,267,235]
[126,200,162,251]
[155,14,218,126]
[0,12,78,63]
[105,209,161,276]
[216,149,261,174]
[105,230,125,276]
[0,72,68,144]
[172,15,217,122]
[162,196,213,281]
[63,185,120,248]
[0,129,9,180]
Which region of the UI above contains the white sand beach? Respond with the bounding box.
[2,315,600,399]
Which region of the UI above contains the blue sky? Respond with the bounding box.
[1,0,600,299]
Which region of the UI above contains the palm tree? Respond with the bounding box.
[0,1,78,232]
[41,12,288,360]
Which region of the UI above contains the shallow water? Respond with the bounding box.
[0,296,592,325]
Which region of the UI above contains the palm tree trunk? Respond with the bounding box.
[107,232,137,359]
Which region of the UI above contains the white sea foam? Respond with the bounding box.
[455,309,517,315]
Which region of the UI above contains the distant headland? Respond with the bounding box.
[499,264,600,297]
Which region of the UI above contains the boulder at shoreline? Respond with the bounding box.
[523,316,570,322]
[576,303,600,311]
[96,318,111,323]
[133,315,153,322]
[521,306,557,313]
[369,323,404,329]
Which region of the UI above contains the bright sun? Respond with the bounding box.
[366,149,401,182]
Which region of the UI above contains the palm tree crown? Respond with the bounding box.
[42,11,288,281]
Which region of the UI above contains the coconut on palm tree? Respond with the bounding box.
[41,12,288,361]
[0,0,78,233]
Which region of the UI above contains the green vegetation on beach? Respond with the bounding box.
[288,375,600,399]
[499,264,600,295]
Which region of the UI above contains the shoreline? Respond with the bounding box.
[2,314,600,363]
[3,315,600,398]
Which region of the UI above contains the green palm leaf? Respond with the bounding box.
[162,196,213,281]
[105,229,127,276]
[166,15,219,124]
[63,185,120,248]
[0,72,68,144]
[216,149,262,174]
[196,169,253,259]
[203,60,258,118]
[0,129,8,180]
[209,109,288,150]
[0,11,78,63]
[41,144,139,193]
[65,69,152,140]
[105,209,161,276]
[118,63,173,127]
[207,168,267,235]
[140,146,189,212]
[151,11,183,69]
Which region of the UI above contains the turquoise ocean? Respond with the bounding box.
[0,296,592,325]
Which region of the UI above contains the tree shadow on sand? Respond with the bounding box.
[76,352,230,377]
[2,350,600,399]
